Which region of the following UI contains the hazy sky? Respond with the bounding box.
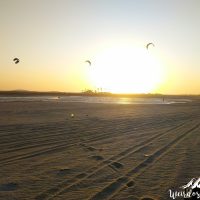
[0,0,200,94]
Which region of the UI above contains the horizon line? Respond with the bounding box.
[0,90,199,96]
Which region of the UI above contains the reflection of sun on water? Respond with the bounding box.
[89,45,165,93]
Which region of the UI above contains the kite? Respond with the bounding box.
[146,43,155,50]
[13,58,20,64]
[85,60,91,66]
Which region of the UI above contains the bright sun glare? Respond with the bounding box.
[89,45,164,94]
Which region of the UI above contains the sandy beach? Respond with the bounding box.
[0,100,200,200]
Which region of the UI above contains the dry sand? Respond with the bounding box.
[0,100,200,200]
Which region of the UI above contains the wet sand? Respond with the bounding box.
[0,100,200,200]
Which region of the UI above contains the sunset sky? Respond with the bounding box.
[0,0,200,94]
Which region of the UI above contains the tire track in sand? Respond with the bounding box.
[90,122,200,200]
[34,120,190,200]
[0,115,178,165]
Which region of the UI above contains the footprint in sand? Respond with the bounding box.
[126,181,135,187]
[79,143,97,152]
[90,155,104,161]
[111,161,124,169]
[87,146,96,151]
[57,168,72,176]
[0,182,18,191]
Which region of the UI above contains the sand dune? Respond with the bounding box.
[0,100,200,199]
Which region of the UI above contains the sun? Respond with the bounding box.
[89,45,164,93]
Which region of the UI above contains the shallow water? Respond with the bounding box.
[0,96,191,104]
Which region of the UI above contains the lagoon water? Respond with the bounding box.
[0,96,191,104]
